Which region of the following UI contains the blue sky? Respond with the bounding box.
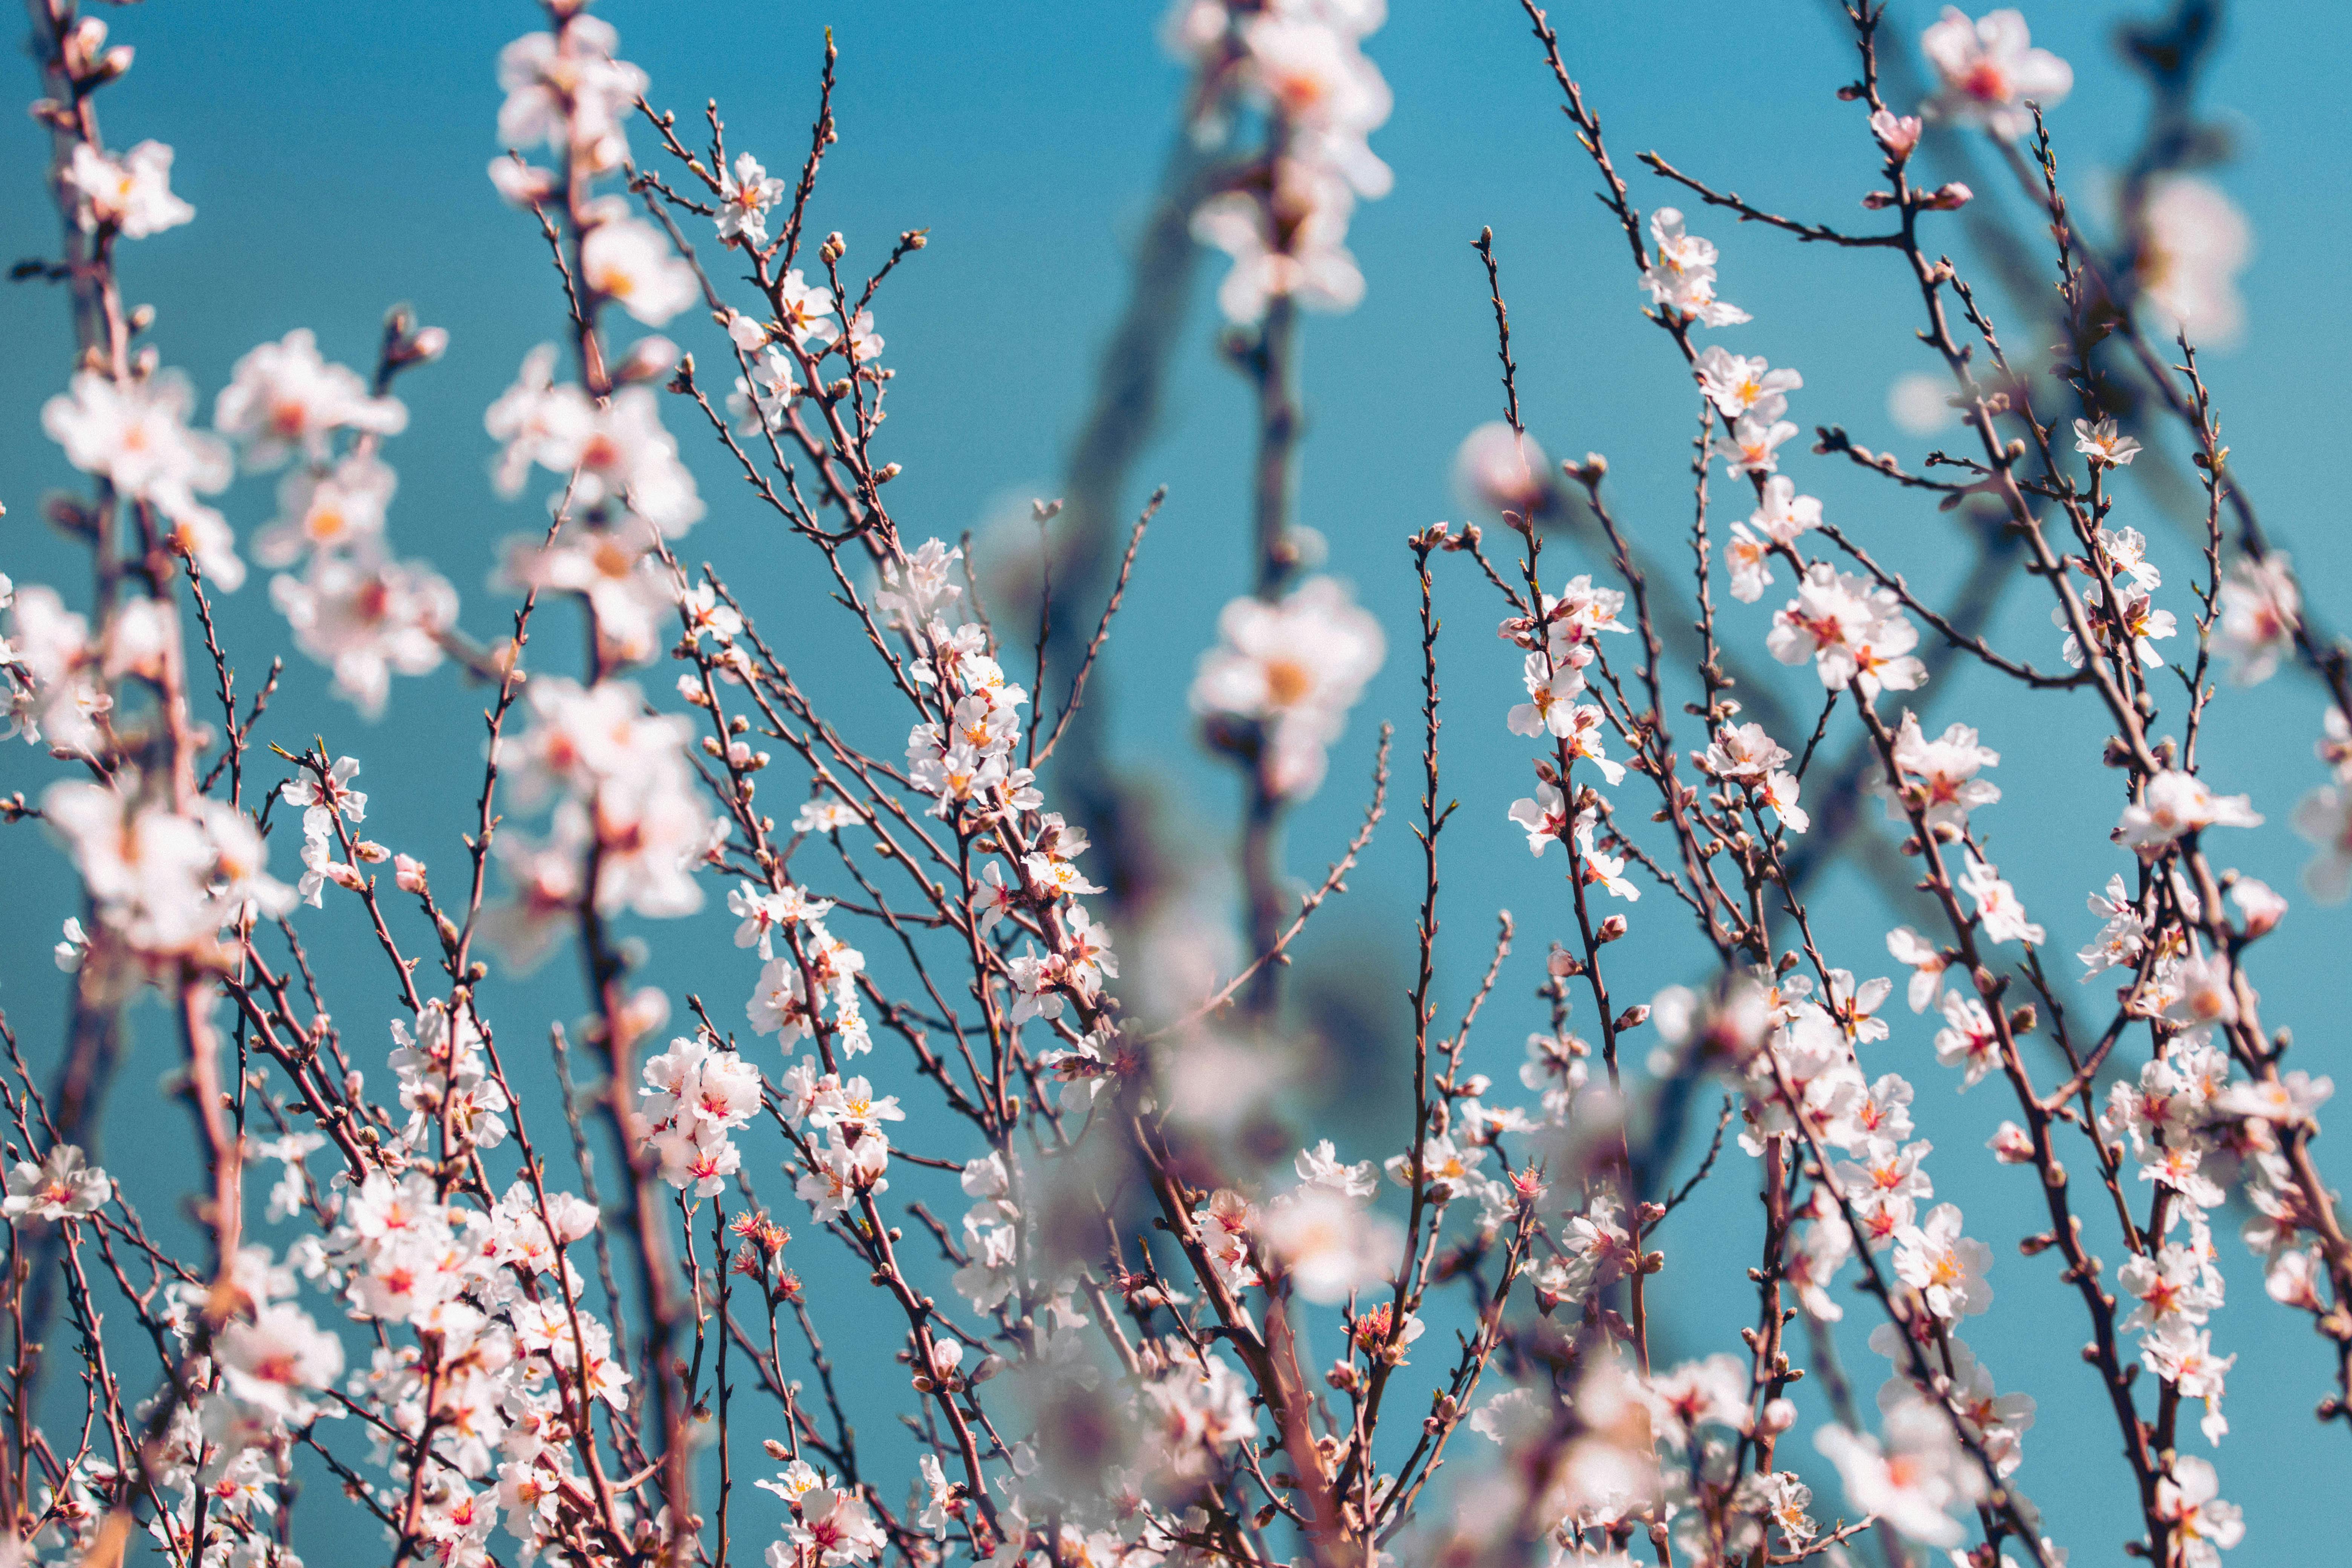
[3,0,2349,1557]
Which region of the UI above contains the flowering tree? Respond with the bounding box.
[0,3,2343,1568]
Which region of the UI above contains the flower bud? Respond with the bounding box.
[1454,422,1552,519]
[1988,1121,2035,1165]
[62,17,107,75]
[1869,109,1922,160]
[616,335,681,382]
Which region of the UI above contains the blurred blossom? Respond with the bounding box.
[1257,1182,1400,1302]
[1174,0,1393,323]
[215,328,407,470]
[1192,575,1384,799]
[1888,371,1957,435]
[64,139,193,237]
[1454,420,1554,519]
[1814,1398,1980,1547]
[2136,175,2252,349]
[1919,7,2072,139]
[1156,1030,1290,1133]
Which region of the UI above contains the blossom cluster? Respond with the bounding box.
[1170,0,1394,322]
[1501,572,1644,870]
[11,6,2350,1568]
[488,675,724,959]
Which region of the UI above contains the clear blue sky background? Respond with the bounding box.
[3,0,2349,1559]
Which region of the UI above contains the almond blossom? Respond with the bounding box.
[2,584,110,755]
[2155,1457,2245,1567]
[1694,346,1801,422]
[1919,7,2072,139]
[783,1486,887,1565]
[2291,774,2352,903]
[215,328,407,469]
[1508,649,1588,738]
[1724,521,1774,603]
[1749,475,1824,546]
[252,450,398,567]
[1574,815,1641,901]
[1257,1182,1399,1303]
[269,553,457,716]
[2072,416,2141,469]
[2115,770,2262,856]
[2214,1070,2332,1128]
[1958,855,2044,945]
[1182,0,1392,323]
[1639,207,1750,326]
[1931,991,2000,1089]
[63,138,193,237]
[2135,175,2253,349]
[1880,712,2001,832]
[1454,420,1554,519]
[1191,575,1385,799]
[43,370,234,565]
[1768,564,1927,695]
[2212,552,2301,685]
[1885,926,1951,1011]
[495,12,647,175]
[1814,1400,1975,1548]
[580,211,699,327]
[2056,584,2175,671]
[2,1144,110,1221]
[1711,411,1799,477]
[715,151,786,247]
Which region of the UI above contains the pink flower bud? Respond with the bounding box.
[724,309,771,351]
[1988,1120,2035,1164]
[616,336,681,383]
[1869,109,1923,159]
[2231,877,2287,939]
[1454,421,1553,519]
[488,158,555,209]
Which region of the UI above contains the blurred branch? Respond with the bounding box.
[1042,122,1223,917]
